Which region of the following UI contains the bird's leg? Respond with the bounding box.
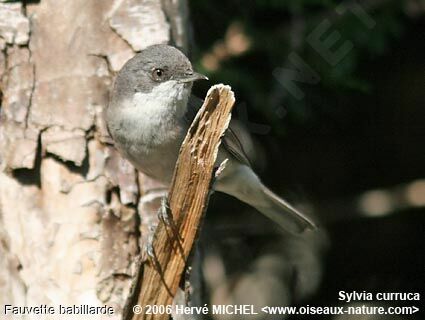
[157,196,184,256]
[157,196,173,228]
[145,225,163,274]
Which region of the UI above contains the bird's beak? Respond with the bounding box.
[177,71,209,83]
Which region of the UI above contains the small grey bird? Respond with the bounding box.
[106,44,316,234]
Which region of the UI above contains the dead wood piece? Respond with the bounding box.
[127,84,235,320]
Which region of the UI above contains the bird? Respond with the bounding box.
[106,44,316,234]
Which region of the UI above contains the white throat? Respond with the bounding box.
[115,80,192,153]
[132,80,192,118]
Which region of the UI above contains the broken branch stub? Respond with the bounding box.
[131,84,235,320]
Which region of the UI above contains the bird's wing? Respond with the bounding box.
[221,123,252,167]
[186,96,252,167]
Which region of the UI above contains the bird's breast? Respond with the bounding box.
[109,84,190,182]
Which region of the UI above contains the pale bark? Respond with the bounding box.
[0,1,189,319]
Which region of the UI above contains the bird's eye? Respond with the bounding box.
[152,68,165,81]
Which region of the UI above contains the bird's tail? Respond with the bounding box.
[255,185,317,234]
[215,165,316,234]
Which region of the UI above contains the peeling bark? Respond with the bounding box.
[0,0,190,318]
[0,3,29,45]
[109,0,170,51]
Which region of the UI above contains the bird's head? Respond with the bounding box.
[112,44,208,106]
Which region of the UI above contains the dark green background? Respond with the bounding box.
[188,0,424,316]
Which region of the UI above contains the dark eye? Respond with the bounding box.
[152,68,165,81]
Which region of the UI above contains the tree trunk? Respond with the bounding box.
[0,0,189,318]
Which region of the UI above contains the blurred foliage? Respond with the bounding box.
[189,2,425,309]
[189,0,425,198]
[190,0,407,134]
